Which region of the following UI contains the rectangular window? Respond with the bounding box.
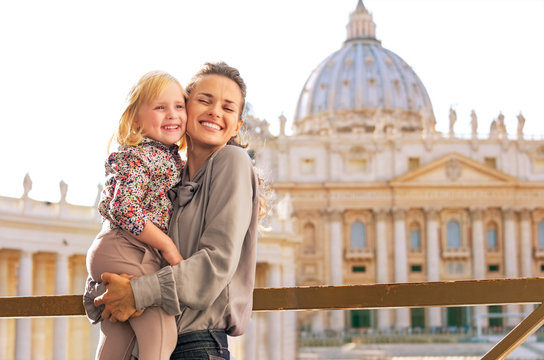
[411,265,422,272]
[300,158,315,175]
[535,158,544,173]
[409,230,421,250]
[447,262,465,275]
[487,230,498,250]
[539,221,544,248]
[352,266,366,273]
[408,157,420,171]
[541,264,544,272]
[485,157,497,168]
[347,158,367,173]
[488,264,500,272]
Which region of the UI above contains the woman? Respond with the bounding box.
[93,62,260,360]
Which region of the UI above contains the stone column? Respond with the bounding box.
[374,209,391,330]
[470,208,487,327]
[0,252,10,360]
[520,210,534,315]
[425,208,442,328]
[277,145,289,181]
[328,209,345,331]
[282,261,296,360]
[393,209,410,329]
[243,317,257,360]
[53,253,69,360]
[16,251,33,360]
[267,264,282,360]
[503,209,520,327]
[312,312,325,333]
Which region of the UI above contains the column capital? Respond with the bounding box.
[502,207,517,221]
[322,208,343,221]
[392,207,407,221]
[373,208,390,221]
[424,207,440,222]
[469,207,485,221]
[520,208,532,221]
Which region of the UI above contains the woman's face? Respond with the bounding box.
[186,74,243,152]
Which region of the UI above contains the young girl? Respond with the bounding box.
[84,70,186,360]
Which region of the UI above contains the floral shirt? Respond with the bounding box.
[98,138,183,236]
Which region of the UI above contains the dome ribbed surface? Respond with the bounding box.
[293,1,435,135]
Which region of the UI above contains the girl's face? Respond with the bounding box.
[136,82,187,146]
[186,74,243,152]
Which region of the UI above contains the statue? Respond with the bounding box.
[59,180,68,203]
[448,107,457,136]
[517,112,526,139]
[22,173,32,198]
[470,110,478,137]
[374,108,385,136]
[279,114,287,136]
[497,112,507,136]
[94,184,103,207]
[489,119,498,137]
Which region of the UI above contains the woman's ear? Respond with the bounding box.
[234,119,244,134]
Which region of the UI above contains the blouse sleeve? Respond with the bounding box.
[104,150,151,236]
[131,146,256,313]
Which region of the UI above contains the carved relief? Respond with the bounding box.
[445,158,462,181]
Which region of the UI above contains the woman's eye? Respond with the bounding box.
[198,99,209,104]
[224,107,234,112]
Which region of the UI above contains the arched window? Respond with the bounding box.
[350,221,366,250]
[487,222,498,250]
[409,222,421,251]
[538,221,544,249]
[303,223,316,254]
[447,220,461,249]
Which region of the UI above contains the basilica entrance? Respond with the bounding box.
[446,306,471,329]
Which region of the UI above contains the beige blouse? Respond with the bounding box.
[130,145,259,336]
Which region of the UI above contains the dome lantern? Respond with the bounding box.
[346,0,379,44]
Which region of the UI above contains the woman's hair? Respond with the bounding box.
[186,62,248,147]
[115,70,187,149]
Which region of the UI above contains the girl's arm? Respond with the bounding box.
[104,149,182,265]
[136,221,182,265]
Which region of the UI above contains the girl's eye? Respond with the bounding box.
[176,104,185,109]
[155,105,165,110]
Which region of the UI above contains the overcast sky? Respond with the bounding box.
[1,0,543,205]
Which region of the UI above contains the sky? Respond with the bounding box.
[1,0,543,206]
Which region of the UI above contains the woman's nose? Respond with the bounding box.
[209,103,221,118]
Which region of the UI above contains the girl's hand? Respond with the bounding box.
[162,245,183,266]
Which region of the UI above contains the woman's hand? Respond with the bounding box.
[94,272,141,322]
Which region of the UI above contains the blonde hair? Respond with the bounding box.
[115,70,187,150]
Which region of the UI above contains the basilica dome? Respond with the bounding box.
[293,0,435,136]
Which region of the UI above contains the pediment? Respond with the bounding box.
[390,153,519,186]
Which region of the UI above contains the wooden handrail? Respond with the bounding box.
[1,277,544,359]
